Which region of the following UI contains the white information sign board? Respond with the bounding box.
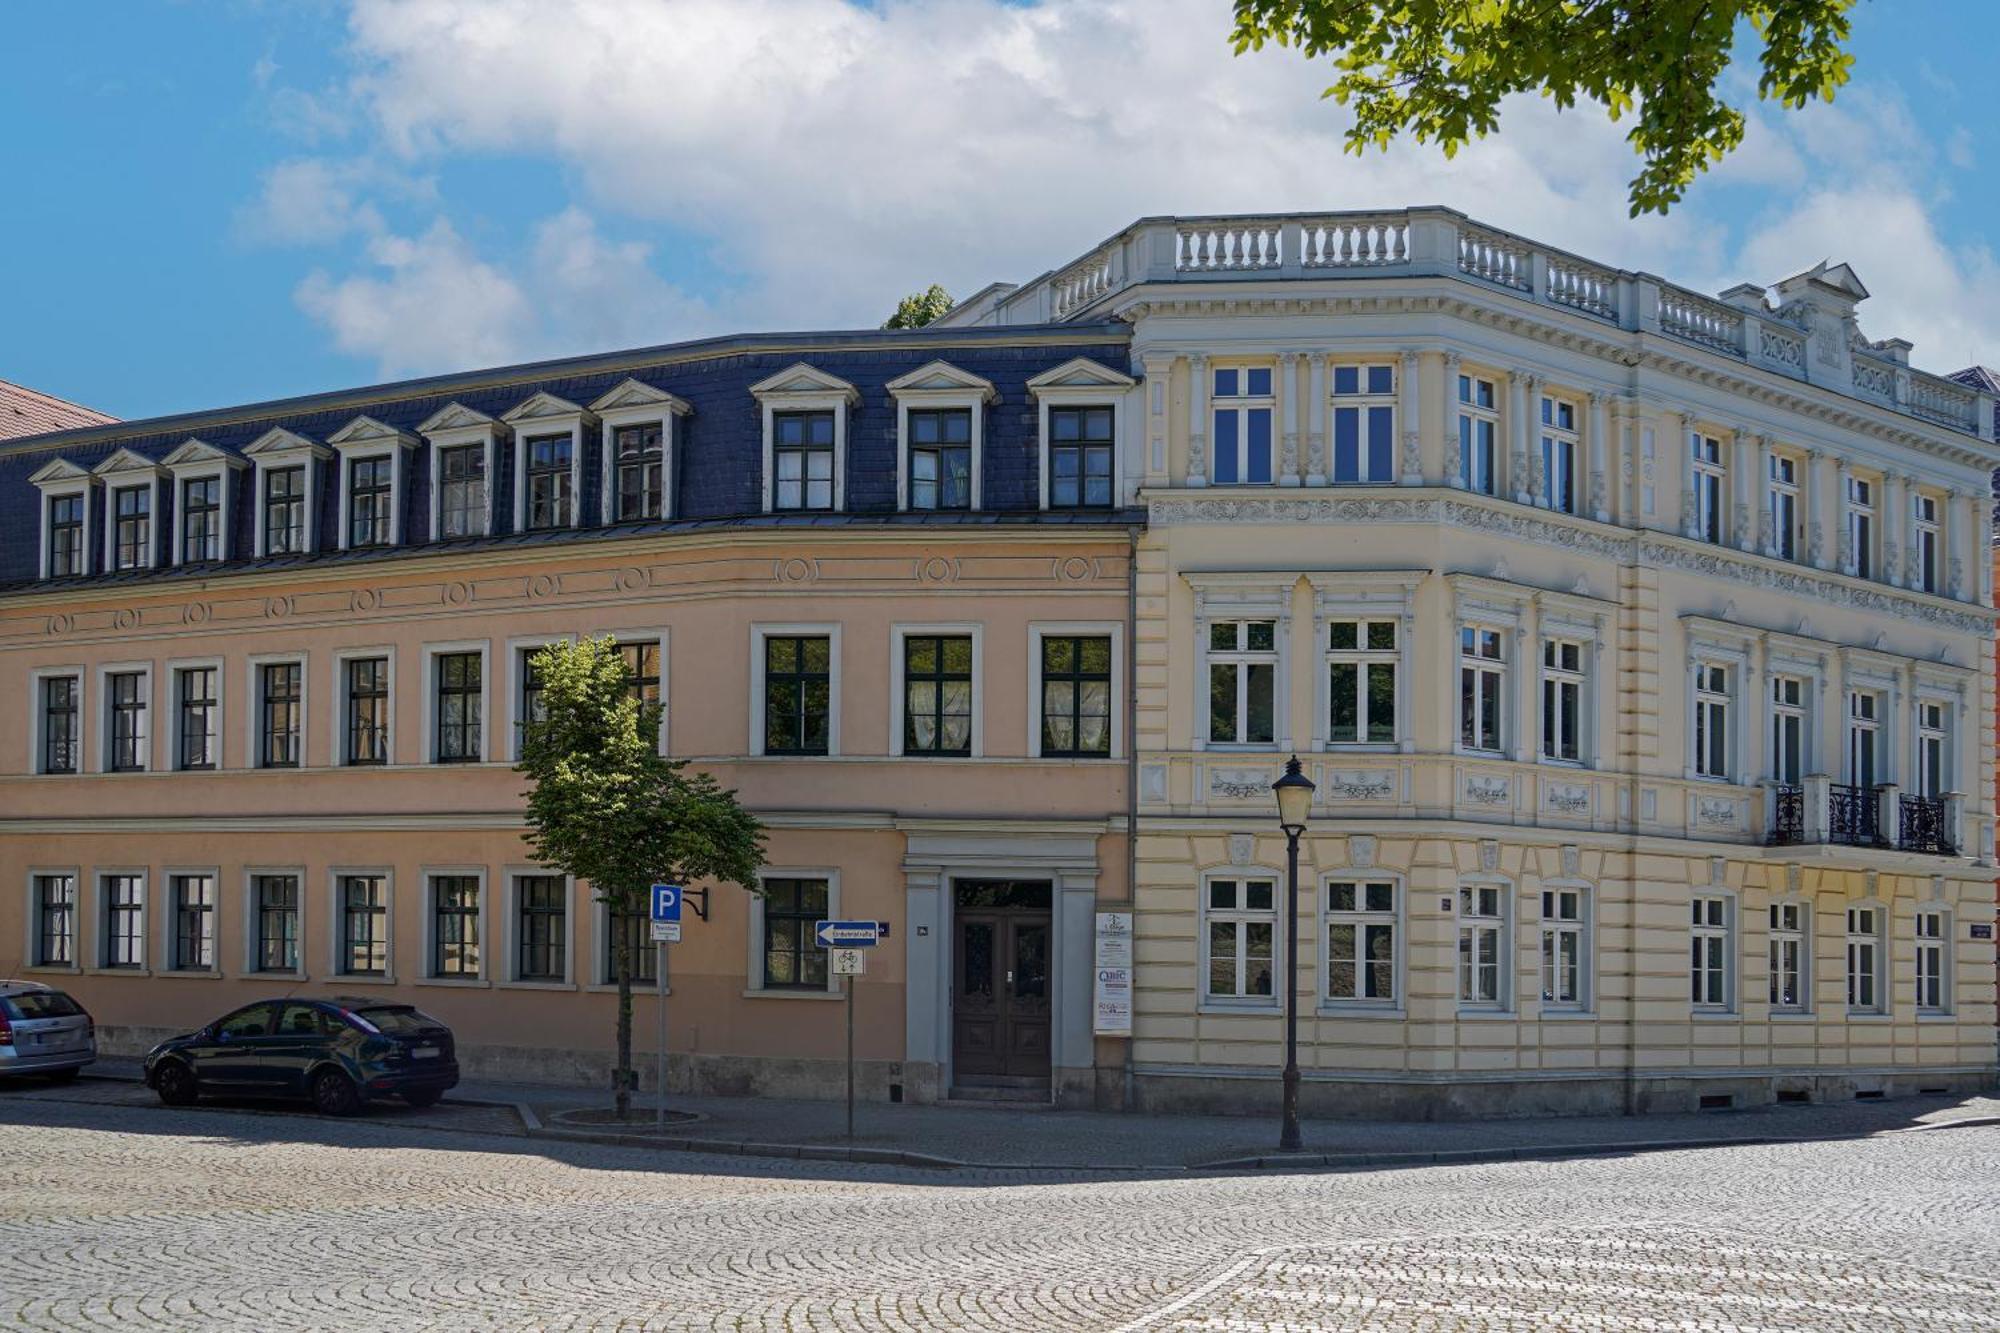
[650,921,682,943]
[1093,911,1133,1035]
[831,948,867,976]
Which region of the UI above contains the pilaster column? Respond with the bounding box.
[1950,489,1975,600]
[1398,347,1423,485]
[1587,390,1610,523]
[1305,355,1327,486]
[1732,426,1755,553]
[1441,352,1464,489]
[1278,351,1302,487]
[1509,372,1534,505]
[1804,448,1828,569]
[1835,458,1855,575]
[1752,434,1774,556]
[1881,472,1907,587]
[1141,352,1173,488]
[1186,354,1209,487]
[1512,607,1536,765]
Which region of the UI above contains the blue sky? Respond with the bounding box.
[4,0,1996,422]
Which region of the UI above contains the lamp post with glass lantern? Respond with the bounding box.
[1271,754,1315,1152]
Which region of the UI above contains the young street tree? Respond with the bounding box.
[516,636,764,1118]
[883,284,955,329]
[1231,0,1855,215]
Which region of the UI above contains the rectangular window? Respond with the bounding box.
[517,647,547,752]
[1770,676,1806,785]
[264,465,306,555]
[349,455,393,548]
[435,651,483,763]
[170,874,215,971]
[903,634,973,756]
[1331,362,1395,483]
[1914,910,1948,1011]
[108,671,147,772]
[1690,895,1730,1009]
[1039,634,1112,757]
[907,408,972,510]
[617,640,662,712]
[1845,906,1882,1011]
[761,877,830,989]
[1457,885,1505,1006]
[47,494,84,576]
[1540,887,1586,1007]
[1693,663,1731,780]
[1846,690,1879,789]
[1048,406,1114,508]
[615,423,665,521]
[1768,902,1806,1009]
[34,874,75,967]
[1205,878,1276,1002]
[1538,396,1577,514]
[763,635,830,755]
[1458,375,1498,495]
[1539,639,1584,763]
[516,875,567,982]
[1846,475,1875,579]
[1915,701,1947,799]
[1208,619,1277,746]
[40,675,79,775]
[437,444,486,538]
[339,874,388,976]
[176,666,218,771]
[772,412,834,512]
[1325,880,1396,1003]
[1768,455,1799,560]
[113,484,151,570]
[431,875,481,978]
[102,874,143,968]
[1912,493,1940,594]
[1212,366,1274,485]
[345,657,389,765]
[181,477,220,563]
[254,874,299,973]
[259,661,301,769]
[1690,434,1724,544]
[1458,627,1505,753]
[1327,619,1396,745]
[525,435,573,529]
[605,906,659,986]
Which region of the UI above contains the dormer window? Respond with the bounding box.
[888,360,997,513]
[524,435,573,529]
[419,402,503,541]
[30,457,95,580]
[162,438,245,567]
[501,393,593,532]
[751,364,857,515]
[91,449,165,573]
[773,412,834,511]
[350,457,393,547]
[1026,357,1133,511]
[614,424,663,518]
[326,415,417,552]
[181,478,220,562]
[265,468,306,553]
[48,494,84,575]
[591,378,691,525]
[242,426,330,558]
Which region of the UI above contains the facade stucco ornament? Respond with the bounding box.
[1836,525,1854,572]
[1348,834,1377,869]
[1511,448,1531,505]
[1950,554,1966,599]
[1187,429,1206,482]
[1732,502,1751,549]
[1444,429,1464,488]
[1281,430,1299,478]
[1227,833,1255,866]
[1326,770,1396,800]
[1639,539,1991,633]
[1528,451,1547,507]
[1545,783,1590,815]
[1464,775,1511,807]
[1680,489,1700,539]
[1786,862,1802,894]
[1807,520,1825,568]
[1757,507,1775,556]
[1210,768,1270,800]
[1588,470,1608,521]
[1478,839,1501,872]
[1561,844,1581,878]
[1401,430,1421,481]
[1696,797,1740,828]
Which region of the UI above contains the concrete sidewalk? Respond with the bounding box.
[75,1056,2000,1173]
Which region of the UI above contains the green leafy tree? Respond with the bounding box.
[517,636,765,1118]
[1231,0,1855,215]
[883,284,955,329]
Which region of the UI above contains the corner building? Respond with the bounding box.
[954,206,2000,1115]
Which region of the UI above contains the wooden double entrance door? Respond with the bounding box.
[951,881,1052,1089]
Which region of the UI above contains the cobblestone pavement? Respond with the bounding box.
[2,1096,1996,1331]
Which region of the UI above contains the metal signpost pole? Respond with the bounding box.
[845,970,855,1141]
[657,940,668,1130]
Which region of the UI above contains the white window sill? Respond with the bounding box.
[21,963,80,975]
[1454,748,1507,762]
[1691,1008,1740,1020]
[742,988,841,1001]
[1537,1008,1596,1020]
[1317,1004,1404,1019]
[1196,1002,1281,1016]
[1320,743,1399,754]
[586,982,668,995]
[497,980,578,992]
[1916,1011,1956,1022]
[330,974,397,986]
[156,969,224,981]
[1770,1009,1815,1021]
[248,970,307,983]
[86,967,152,978]
[1845,1011,1892,1022]
[1455,1007,1515,1020]
[416,977,490,989]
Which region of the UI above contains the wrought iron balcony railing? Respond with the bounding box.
[1827,782,1887,848]
[1768,785,1805,846]
[1898,794,1955,856]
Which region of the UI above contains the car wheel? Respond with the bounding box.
[154,1061,198,1107]
[45,1067,80,1085]
[402,1088,443,1109]
[311,1068,363,1117]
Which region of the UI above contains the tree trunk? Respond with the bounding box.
[613,888,633,1119]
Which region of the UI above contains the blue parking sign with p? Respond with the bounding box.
[651,884,682,923]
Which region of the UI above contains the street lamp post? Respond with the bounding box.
[1271,754,1315,1154]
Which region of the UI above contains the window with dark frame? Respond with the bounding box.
[431,875,481,978]
[1047,405,1113,508]
[259,661,301,768]
[170,874,215,971]
[34,874,74,967]
[103,874,143,968]
[773,411,834,511]
[339,874,387,975]
[264,465,306,554]
[1039,634,1111,757]
[345,657,389,764]
[47,493,83,576]
[761,878,829,989]
[108,671,146,772]
[517,648,547,752]
[113,484,151,570]
[605,906,658,985]
[907,408,972,510]
[435,652,483,762]
[615,423,664,521]
[254,874,299,973]
[762,635,830,755]
[902,634,972,755]
[181,476,221,563]
[516,875,566,981]
[176,666,218,770]
[617,640,661,710]
[348,455,393,547]
[525,435,573,529]
[40,675,78,775]
[437,444,486,538]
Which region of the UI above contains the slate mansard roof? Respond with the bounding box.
[0,324,1137,593]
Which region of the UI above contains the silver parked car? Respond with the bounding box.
[0,981,95,1082]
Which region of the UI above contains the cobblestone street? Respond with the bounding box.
[2,1094,1997,1331]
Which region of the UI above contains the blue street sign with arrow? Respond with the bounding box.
[815,919,883,948]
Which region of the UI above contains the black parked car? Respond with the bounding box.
[144,998,457,1116]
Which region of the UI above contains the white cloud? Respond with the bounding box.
[240,158,389,245]
[297,219,530,374]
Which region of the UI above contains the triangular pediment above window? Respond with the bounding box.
[749,363,861,403]
[886,360,998,401]
[500,391,593,427]
[161,437,245,470]
[1025,357,1137,395]
[243,426,331,460]
[588,377,692,416]
[92,447,164,479]
[327,414,418,451]
[28,456,95,487]
[417,401,501,436]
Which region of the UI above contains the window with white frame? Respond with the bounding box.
[1846,690,1880,790]
[101,873,144,968]
[338,873,388,976]
[1540,638,1585,763]
[46,492,86,577]
[752,364,856,515]
[264,465,308,554]
[39,673,80,775]
[34,873,75,967]
[1769,901,1807,1010]
[1211,366,1274,485]
[1912,492,1940,593]
[1845,475,1875,579]
[244,427,328,557]
[772,411,835,512]
[1458,626,1506,753]
[1457,884,1507,1007]
[906,409,972,511]
[111,484,152,570]
[106,670,148,772]
[430,874,482,979]
[1768,453,1800,560]
[759,877,831,990]
[1038,633,1113,757]
[1208,620,1277,746]
[1204,877,1276,1003]
[169,873,216,971]
[1540,886,1588,1008]
[524,435,574,530]
[31,461,94,579]
[348,455,394,548]
[590,380,686,524]
[1325,880,1397,1005]
[1845,905,1883,1012]
[758,630,834,757]
[180,477,221,564]
[613,422,665,521]
[1046,405,1115,508]
[174,666,218,771]
[899,633,974,756]
[330,417,415,550]
[1690,893,1732,1010]
[1914,909,1949,1011]
[1690,433,1724,544]
[434,651,484,764]
[436,444,486,538]
[1693,662,1731,780]
[1327,619,1396,745]
[1538,396,1577,514]
[1458,374,1499,494]
[1915,700,1948,799]
[1770,676,1807,785]
[344,656,390,765]
[257,661,302,769]
[516,645,550,757]
[1331,363,1396,484]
